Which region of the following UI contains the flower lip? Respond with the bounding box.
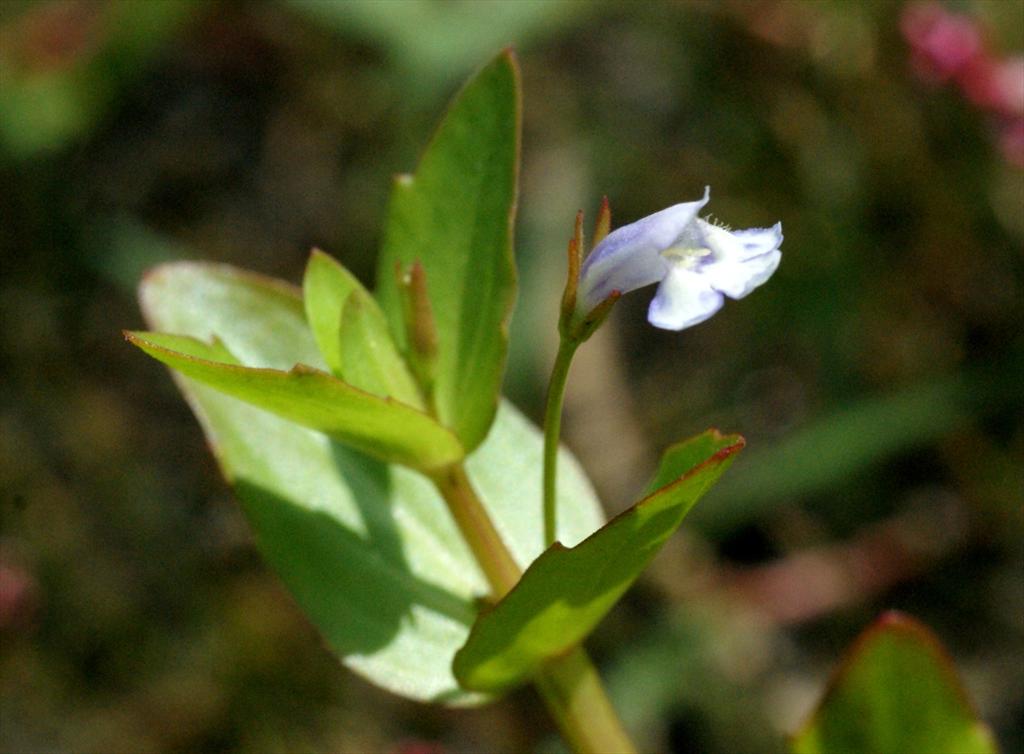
[574,188,782,331]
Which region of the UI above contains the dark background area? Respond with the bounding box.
[1,1,1021,752]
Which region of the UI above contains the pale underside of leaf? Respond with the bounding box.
[135,260,605,705]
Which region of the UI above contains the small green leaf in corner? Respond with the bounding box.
[792,611,998,754]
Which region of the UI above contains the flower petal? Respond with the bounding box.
[577,188,710,311]
[732,223,783,260]
[698,220,783,262]
[647,265,724,330]
[702,248,782,299]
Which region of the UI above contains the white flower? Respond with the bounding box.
[576,188,782,331]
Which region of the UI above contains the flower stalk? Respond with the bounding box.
[542,337,579,547]
[545,200,620,546]
[536,647,639,754]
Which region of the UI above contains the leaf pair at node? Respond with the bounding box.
[128,50,521,473]
[126,252,462,472]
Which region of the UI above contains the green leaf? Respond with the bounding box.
[792,612,997,754]
[135,261,605,704]
[376,50,519,453]
[302,248,423,408]
[302,249,359,377]
[126,330,461,471]
[643,430,741,495]
[128,329,240,364]
[453,431,744,692]
[338,284,425,409]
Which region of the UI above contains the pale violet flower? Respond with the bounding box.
[576,188,782,330]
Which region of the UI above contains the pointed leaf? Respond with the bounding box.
[303,249,423,408]
[792,612,998,754]
[127,330,461,471]
[338,287,425,409]
[303,249,361,376]
[453,431,744,692]
[131,330,241,364]
[134,261,605,704]
[376,50,519,452]
[643,430,737,495]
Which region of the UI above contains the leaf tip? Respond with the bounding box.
[139,262,173,288]
[855,610,939,653]
[796,610,994,751]
[875,609,917,630]
[123,330,151,349]
[714,431,746,458]
[498,45,518,65]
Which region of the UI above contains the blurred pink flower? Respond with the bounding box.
[902,2,1024,168]
[901,2,982,82]
[994,57,1024,116]
[999,118,1024,168]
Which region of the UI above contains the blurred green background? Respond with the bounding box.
[1,1,1021,752]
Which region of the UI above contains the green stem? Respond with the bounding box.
[542,337,580,547]
[431,462,637,754]
[430,463,521,597]
[535,647,639,754]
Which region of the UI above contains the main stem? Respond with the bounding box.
[535,648,638,754]
[542,338,580,546]
[430,463,520,596]
[431,462,636,754]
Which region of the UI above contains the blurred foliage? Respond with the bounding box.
[0,0,194,156]
[1,1,1021,753]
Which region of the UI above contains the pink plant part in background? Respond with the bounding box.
[902,2,1024,167]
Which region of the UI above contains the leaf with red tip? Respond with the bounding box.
[453,431,744,692]
[792,611,998,754]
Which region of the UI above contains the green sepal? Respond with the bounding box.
[453,431,744,692]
